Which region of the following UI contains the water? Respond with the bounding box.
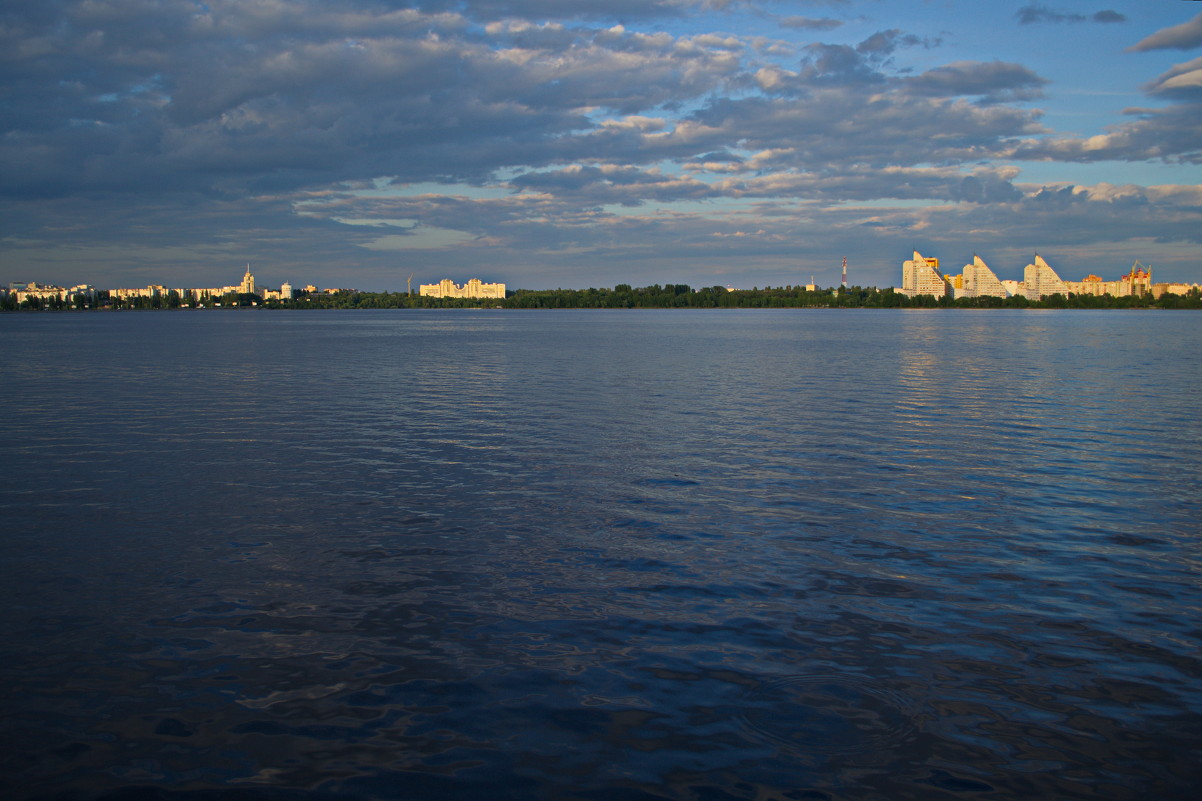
[1,308,1200,800]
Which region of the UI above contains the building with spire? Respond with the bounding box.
[238,265,256,296]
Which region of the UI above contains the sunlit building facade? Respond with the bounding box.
[957,255,1010,299]
[238,265,256,296]
[1066,274,1110,296]
[12,281,100,306]
[419,278,506,299]
[899,252,950,298]
[899,253,1191,300]
[98,266,289,305]
[1122,262,1152,295]
[1023,255,1069,300]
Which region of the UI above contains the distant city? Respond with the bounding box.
[899,252,1199,300]
[2,266,515,309]
[4,257,1201,310]
[3,265,355,308]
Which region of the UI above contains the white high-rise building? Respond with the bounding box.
[900,251,949,298]
[1023,255,1068,300]
[959,255,1010,299]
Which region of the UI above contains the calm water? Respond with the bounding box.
[1,309,1200,800]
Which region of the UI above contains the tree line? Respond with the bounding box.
[282,284,1198,310]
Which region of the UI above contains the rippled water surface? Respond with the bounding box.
[1,309,1200,800]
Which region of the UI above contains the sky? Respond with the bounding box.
[3,1,1202,292]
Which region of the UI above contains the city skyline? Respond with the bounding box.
[11,254,1192,301]
[3,2,1202,292]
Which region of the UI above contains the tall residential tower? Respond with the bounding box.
[900,251,949,298]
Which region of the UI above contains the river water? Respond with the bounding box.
[1,309,1200,800]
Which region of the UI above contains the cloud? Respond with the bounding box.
[778,16,844,32]
[856,29,936,56]
[1016,5,1127,26]
[1129,11,1202,52]
[684,59,1046,171]
[309,173,1202,287]
[1003,18,1202,168]
[1146,55,1202,97]
[951,172,1024,204]
[409,0,696,23]
[0,3,748,198]
[903,61,1047,104]
[1009,51,1202,165]
[1007,105,1202,164]
[777,30,939,90]
[509,164,715,206]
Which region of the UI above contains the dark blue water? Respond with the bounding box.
[1,309,1200,800]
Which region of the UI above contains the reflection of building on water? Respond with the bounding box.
[419,278,506,299]
[899,251,1197,300]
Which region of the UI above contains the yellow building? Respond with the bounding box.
[419,278,506,299]
[1152,282,1200,298]
[1064,261,1152,297]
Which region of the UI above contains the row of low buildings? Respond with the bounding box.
[6,266,294,306]
[3,267,366,307]
[104,266,299,304]
[899,252,1199,300]
[5,269,505,306]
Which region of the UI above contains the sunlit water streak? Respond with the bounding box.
[1,308,1200,800]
